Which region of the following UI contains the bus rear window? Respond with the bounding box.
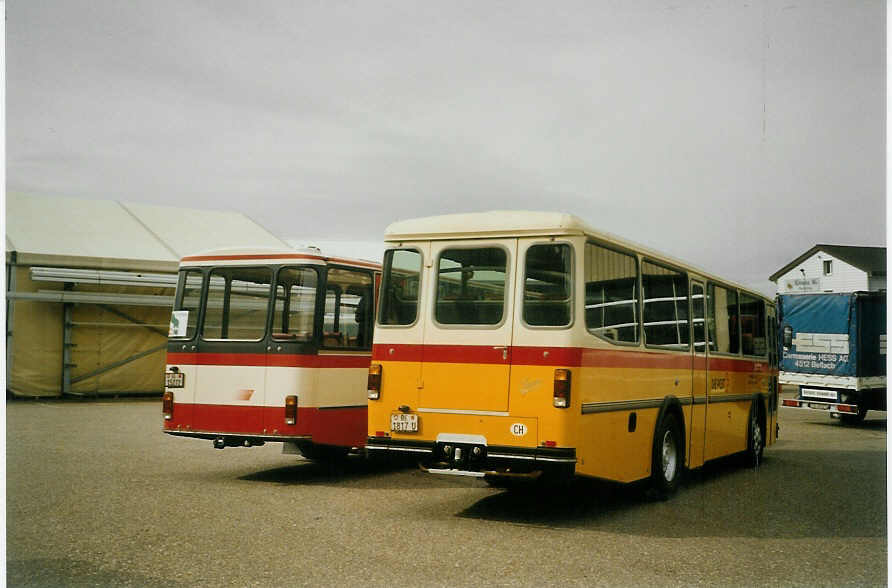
[435,247,507,325]
[171,269,203,339]
[379,249,422,326]
[273,267,317,341]
[203,267,272,341]
[523,244,572,327]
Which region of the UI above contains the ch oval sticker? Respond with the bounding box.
[510,423,527,437]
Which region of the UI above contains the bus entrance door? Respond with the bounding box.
[419,239,518,413]
[689,280,708,469]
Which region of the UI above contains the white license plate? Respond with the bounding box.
[165,372,184,388]
[391,413,418,432]
[802,388,837,400]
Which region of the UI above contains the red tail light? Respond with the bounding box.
[285,395,298,425]
[835,404,856,413]
[368,364,382,400]
[553,369,571,408]
[162,391,174,420]
[782,399,799,408]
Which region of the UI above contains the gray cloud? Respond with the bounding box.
[8,0,885,294]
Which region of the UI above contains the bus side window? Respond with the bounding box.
[707,283,739,354]
[642,261,689,349]
[584,242,639,344]
[740,293,767,356]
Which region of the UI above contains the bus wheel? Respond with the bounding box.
[651,413,682,498]
[745,402,764,468]
[840,403,868,425]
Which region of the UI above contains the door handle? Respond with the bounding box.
[492,346,508,360]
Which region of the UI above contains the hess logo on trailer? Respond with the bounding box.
[510,423,527,437]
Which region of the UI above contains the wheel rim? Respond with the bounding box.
[661,429,677,481]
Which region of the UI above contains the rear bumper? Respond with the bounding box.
[366,436,577,477]
[781,398,861,414]
[163,430,312,444]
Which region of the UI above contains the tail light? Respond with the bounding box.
[285,395,298,425]
[553,369,571,408]
[162,391,174,420]
[368,364,382,400]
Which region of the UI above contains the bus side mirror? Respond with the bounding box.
[782,325,793,348]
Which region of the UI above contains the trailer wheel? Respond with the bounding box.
[745,401,764,468]
[840,403,868,425]
[650,412,682,498]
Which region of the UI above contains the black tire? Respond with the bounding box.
[840,403,868,425]
[745,401,764,468]
[651,412,683,498]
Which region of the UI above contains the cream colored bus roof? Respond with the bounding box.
[384,211,770,302]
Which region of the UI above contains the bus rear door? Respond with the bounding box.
[419,240,517,413]
[194,266,273,435]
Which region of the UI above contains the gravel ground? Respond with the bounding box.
[6,396,886,587]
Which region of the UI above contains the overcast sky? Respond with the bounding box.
[7,1,886,295]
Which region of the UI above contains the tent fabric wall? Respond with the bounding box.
[8,265,174,397]
[8,266,64,396]
[68,285,173,395]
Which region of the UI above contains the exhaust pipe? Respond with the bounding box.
[213,437,226,449]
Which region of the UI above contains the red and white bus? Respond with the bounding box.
[162,247,380,459]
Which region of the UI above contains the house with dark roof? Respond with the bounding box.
[769,244,886,295]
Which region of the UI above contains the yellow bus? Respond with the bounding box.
[366,212,778,493]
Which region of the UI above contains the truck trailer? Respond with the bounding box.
[779,291,886,424]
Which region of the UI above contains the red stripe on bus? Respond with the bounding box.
[372,344,769,373]
[165,404,367,447]
[166,352,370,368]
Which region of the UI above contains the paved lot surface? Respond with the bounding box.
[7,397,887,587]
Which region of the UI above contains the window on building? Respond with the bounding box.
[823,259,833,276]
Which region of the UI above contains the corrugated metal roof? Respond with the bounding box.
[6,193,289,270]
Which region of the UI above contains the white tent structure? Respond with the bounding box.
[6,193,290,397]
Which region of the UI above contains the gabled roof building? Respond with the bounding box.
[769,244,886,295]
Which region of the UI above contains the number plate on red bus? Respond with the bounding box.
[165,372,184,388]
[391,413,418,432]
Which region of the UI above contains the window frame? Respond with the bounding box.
[200,265,275,343]
[521,241,575,330]
[170,268,205,341]
[319,264,376,351]
[705,280,741,357]
[431,243,512,330]
[823,259,833,276]
[738,291,769,359]
[640,258,691,351]
[583,239,641,347]
[271,264,321,344]
[376,247,424,330]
